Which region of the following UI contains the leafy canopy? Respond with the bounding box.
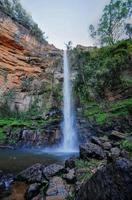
[89,0,132,45]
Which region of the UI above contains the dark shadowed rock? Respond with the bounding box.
[46,176,69,200]
[91,136,102,146]
[25,183,41,200]
[43,164,64,179]
[65,157,76,169]
[16,163,45,183]
[80,142,106,160]
[0,171,14,198]
[76,158,132,200]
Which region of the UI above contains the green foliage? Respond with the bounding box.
[0,0,47,43]
[0,115,59,143]
[120,139,132,152]
[72,40,132,125]
[83,98,132,125]
[72,40,132,104]
[0,128,6,141]
[65,193,75,200]
[75,159,103,183]
[0,88,16,118]
[89,0,132,45]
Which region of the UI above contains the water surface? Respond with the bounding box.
[0,149,78,174]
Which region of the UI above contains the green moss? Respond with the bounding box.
[0,128,6,141]
[120,139,132,152]
[83,98,132,125]
[75,159,101,168]
[0,116,59,142]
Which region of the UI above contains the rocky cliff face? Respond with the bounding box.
[0,10,62,113]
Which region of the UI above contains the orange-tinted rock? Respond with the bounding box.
[0,10,62,112]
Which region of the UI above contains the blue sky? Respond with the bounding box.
[21,0,109,49]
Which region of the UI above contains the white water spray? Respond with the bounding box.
[61,50,78,152]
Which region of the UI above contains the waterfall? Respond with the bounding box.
[61,50,78,152]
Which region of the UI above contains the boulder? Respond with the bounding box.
[16,163,45,183]
[111,147,121,159]
[99,136,109,143]
[0,171,14,197]
[46,176,69,200]
[76,158,132,200]
[109,131,125,141]
[25,183,41,200]
[80,142,106,160]
[43,164,64,179]
[102,142,112,150]
[65,157,76,169]
[91,136,102,146]
[63,169,76,183]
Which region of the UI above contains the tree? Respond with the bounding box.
[0,0,12,15]
[89,0,132,46]
[0,0,47,43]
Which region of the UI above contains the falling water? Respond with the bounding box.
[61,50,78,152]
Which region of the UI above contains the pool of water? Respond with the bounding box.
[0,148,78,174]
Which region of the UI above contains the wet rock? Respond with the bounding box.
[111,147,121,159]
[46,176,69,200]
[0,181,5,192]
[91,136,102,146]
[0,145,15,150]
[80,142,106,160]
[99,136,109,143]
[25,183,41,200]
[44,108,62,119]
[65,157,76,169]
[63,169,76,184]
[43,164,64,179]
[76,158,132,200]
[0,171,14,197]
[109,131,125,141]
[3,174,14,188]
[16,163,45,183]
[120,149,129,159]
[76,118,96,143]
[102,142,112,150]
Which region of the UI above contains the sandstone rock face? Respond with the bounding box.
[76,158,132,200]
[0,11,62,112]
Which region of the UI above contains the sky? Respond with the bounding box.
[21,0,109,49]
